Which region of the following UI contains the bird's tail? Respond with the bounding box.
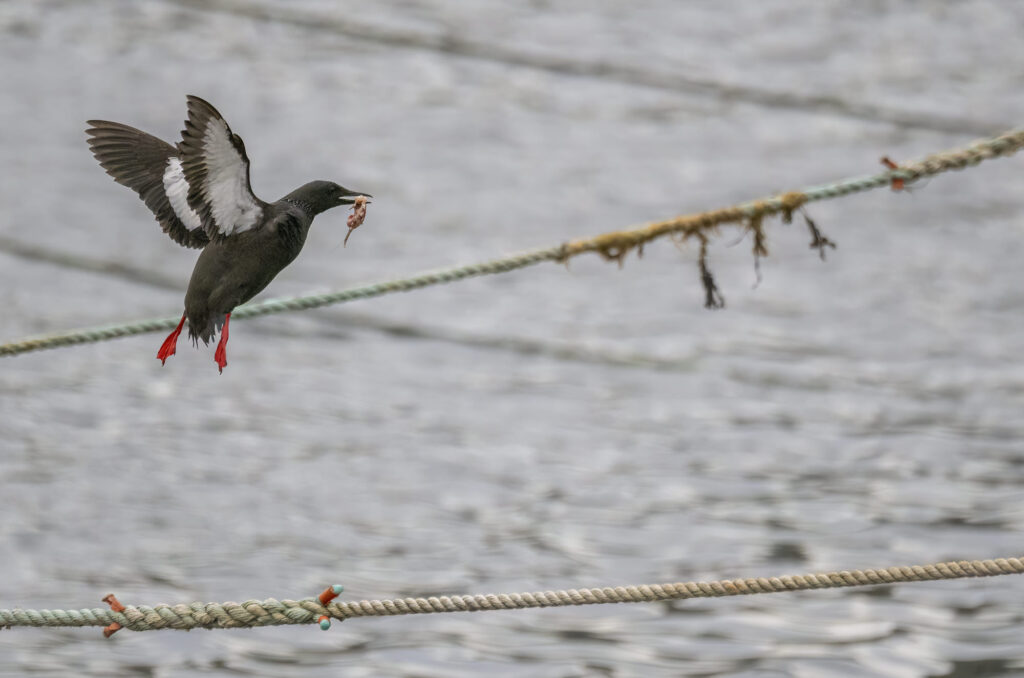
[186,310,224,346]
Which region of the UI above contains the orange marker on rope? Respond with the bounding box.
[101,593,126,638]
[880,156,905,191]
[316,584,344,630]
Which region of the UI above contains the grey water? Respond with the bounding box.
[1,1,1023,676]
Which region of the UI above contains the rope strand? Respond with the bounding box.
[2,128,1022,358]
[2,556,1020,632]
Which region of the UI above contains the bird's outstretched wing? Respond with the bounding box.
[85,121,210,249]
[179,95,267,239]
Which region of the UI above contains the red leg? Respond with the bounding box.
[157,313,186,365]
[214,313,231,373]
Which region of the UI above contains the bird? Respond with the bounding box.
[85,95,370,373]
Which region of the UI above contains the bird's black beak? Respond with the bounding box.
[338,189,371,205]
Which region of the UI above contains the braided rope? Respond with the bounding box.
[0,247,565,357]
[2,128,1022,358]
[2,556,1022,632]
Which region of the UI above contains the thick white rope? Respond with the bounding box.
[2,557,1021,633]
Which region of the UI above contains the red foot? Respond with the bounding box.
[214,313,230,373]
[157,313,186,365]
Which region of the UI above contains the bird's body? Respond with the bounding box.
[184,201,309,344]
[85,96,369,371]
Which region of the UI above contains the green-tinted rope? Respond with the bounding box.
[2,556,1021,632]
[2,128,1022,358]
[0,247,565,357]
[232,246,566,320]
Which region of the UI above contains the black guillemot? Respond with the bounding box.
[86,95,370,372]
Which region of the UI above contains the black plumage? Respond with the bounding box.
[86,95,370,372]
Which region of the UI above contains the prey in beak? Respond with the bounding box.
[344,194,371,246]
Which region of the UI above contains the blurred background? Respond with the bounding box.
[1,1,1023,676]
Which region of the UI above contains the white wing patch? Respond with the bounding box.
[200,118,263,235]
[161,157,203,231]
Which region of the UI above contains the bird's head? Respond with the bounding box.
[286,180,371,216]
